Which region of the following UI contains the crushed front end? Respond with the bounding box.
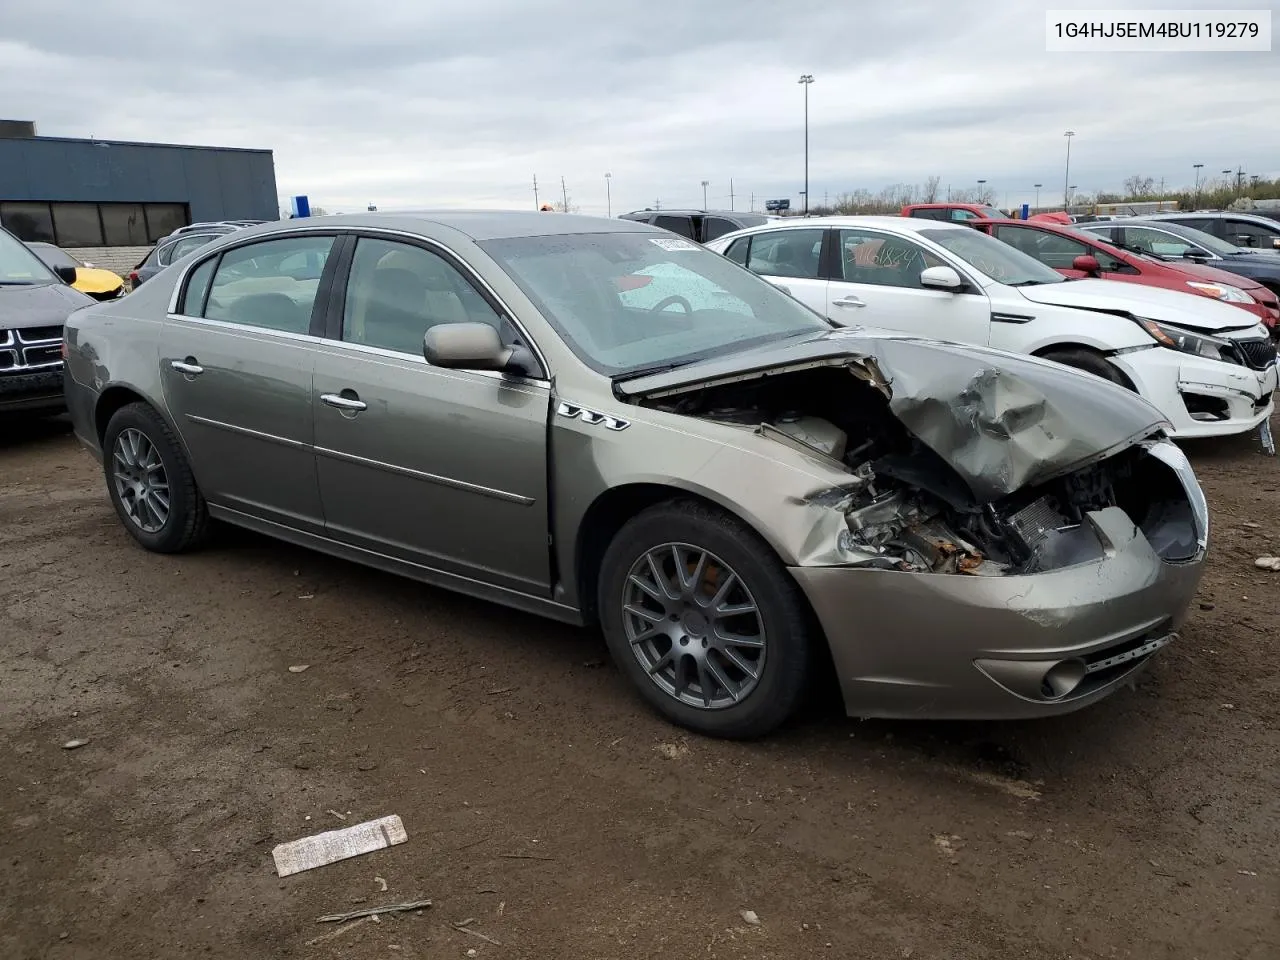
[629,331,1208,719]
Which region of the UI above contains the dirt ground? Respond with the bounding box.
[1,415,1277,960]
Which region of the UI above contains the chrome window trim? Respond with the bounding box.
[163,313,327,345]
[165,224,552,381]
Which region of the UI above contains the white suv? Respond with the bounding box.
[706,216,1277,439]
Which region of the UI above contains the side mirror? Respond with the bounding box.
[424,322,536,376]
[54,265,78,285]
[1071,254,1101,274]
[1182,248,1209,261]
[919,265,963,291]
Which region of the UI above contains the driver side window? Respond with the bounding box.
[1118,227,1196,258]
[838,229,944,289]
[342,237,503,355]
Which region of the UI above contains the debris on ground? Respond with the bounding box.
[374,876,387,891]
[655,742,688,760]
[61,739,89,750]
[740,909,761,926]
[316,898,433,923]
[288,664,311,673]
[454,918,502,945]
[1253,556,1280,571]
[273,814,408,877]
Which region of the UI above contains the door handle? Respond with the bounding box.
[832,296,866,308]
[171,359,204,375]
[321,392,367,412]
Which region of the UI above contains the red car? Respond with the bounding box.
[972,218,1279,330]
[900,202,1011,222]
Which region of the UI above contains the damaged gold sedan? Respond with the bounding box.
[64,213,1208,738]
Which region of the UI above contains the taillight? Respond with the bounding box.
[128,271,139,282]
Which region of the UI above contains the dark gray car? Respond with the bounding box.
[618,209,768,243]
[130,223,251,288]
[0,224,93,416]
[62,212,1208,737]
[1145,211,1280,252]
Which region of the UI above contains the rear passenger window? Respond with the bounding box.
[179,257,216,315]
[653,215,696,239]
[202,236,334,334]
[725,236,750,266]
[746,229,825,279]
[341,237,503,355]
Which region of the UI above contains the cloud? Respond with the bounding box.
[2,0,1277,214]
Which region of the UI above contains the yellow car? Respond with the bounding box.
[26,241,126,300]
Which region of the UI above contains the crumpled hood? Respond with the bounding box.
[617,328,1169,503]
[1016,277,1259,332]
[1,281,94,327]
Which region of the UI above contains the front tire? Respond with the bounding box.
[598,500,813,739]
[103,402,209,553]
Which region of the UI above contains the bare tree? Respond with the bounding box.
[922,175,941,204]
[1122,175,1155,199]
[552,195,580,214]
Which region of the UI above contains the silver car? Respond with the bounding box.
[63,212,1209,738]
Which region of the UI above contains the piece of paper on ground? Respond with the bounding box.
[272,814,408,877]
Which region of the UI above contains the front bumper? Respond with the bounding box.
[791,507,1204,720]
[0,368,66,415]
[1112,345,1276,439]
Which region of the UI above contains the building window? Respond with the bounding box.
[51,203,105,246]
[101,203,149,245]
[0,200,190,247]
[0,202,56,244]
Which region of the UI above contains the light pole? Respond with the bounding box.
[604,172,612,218]
[799,74,814,216]
[1223,169,1234,202]
[701,180,709,209]
[1034,183,1042,210]
[1063,130,1075,208]
[1068,185,1078,208]
[977,179,987,202]
[1193,163,1204,208]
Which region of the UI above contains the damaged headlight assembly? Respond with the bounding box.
[1133,316,1240,363]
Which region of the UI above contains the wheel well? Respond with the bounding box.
[1031,343,1137,391]
[574,484,757,627]
[94,387,147,444]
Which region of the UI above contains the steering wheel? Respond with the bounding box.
[649,295,693,314]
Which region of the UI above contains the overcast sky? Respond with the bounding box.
[3,0,1278,215]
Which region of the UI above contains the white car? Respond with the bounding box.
[705,217,1277,439]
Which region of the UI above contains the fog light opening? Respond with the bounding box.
[1041,659,1086,700]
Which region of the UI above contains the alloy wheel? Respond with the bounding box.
[621,543,767,709]
[111,427,171,533]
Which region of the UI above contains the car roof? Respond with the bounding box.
[724,215,975,235]
[621,209,759,218]
[224,210,663,242]
[1146,211,1278,224]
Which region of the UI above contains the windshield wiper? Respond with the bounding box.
[613,360,691,381]
[1005,279,1050,287]
[0,280,38,286]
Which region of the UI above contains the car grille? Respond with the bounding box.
[0,326,64,373]
[1235,338,1277,370]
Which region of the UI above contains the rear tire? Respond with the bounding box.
[103,402,209,553]
[1040,347,1130,388]
[598,499,813,739]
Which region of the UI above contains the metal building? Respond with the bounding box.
[0,120,278,272]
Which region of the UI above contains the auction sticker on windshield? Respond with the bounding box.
[649,238,700,252]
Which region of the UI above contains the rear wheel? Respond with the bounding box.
[103,402,209,553]
[598,500,813,739]
[1040,347,1130,388]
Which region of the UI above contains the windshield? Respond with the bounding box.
[479,231,832,376]
[27,242,79,270]
[918,227,1066,285]
[0,228,59,285]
